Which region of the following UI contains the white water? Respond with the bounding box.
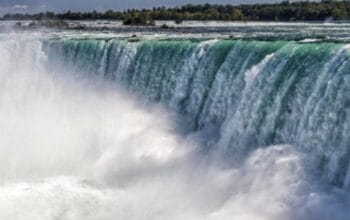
[0,34,349,220]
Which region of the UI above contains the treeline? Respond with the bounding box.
[2,0,350,24]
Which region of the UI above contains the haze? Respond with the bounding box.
[0,0,309,14]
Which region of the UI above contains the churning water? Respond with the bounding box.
[0,24,349,220]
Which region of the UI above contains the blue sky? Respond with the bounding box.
[0,0,303,14]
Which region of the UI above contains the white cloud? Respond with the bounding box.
[12,5,29,10]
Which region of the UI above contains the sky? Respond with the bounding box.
[0,0,288,14]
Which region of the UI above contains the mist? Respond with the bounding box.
[0,32,349,220]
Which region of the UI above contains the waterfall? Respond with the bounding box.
[0,33,349,220]
[44,38,350,186]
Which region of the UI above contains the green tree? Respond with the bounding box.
[331,7,348,20]
[231,8,244,20]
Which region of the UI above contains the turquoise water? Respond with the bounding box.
[44,38,350,187]
[0,27,349,219]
